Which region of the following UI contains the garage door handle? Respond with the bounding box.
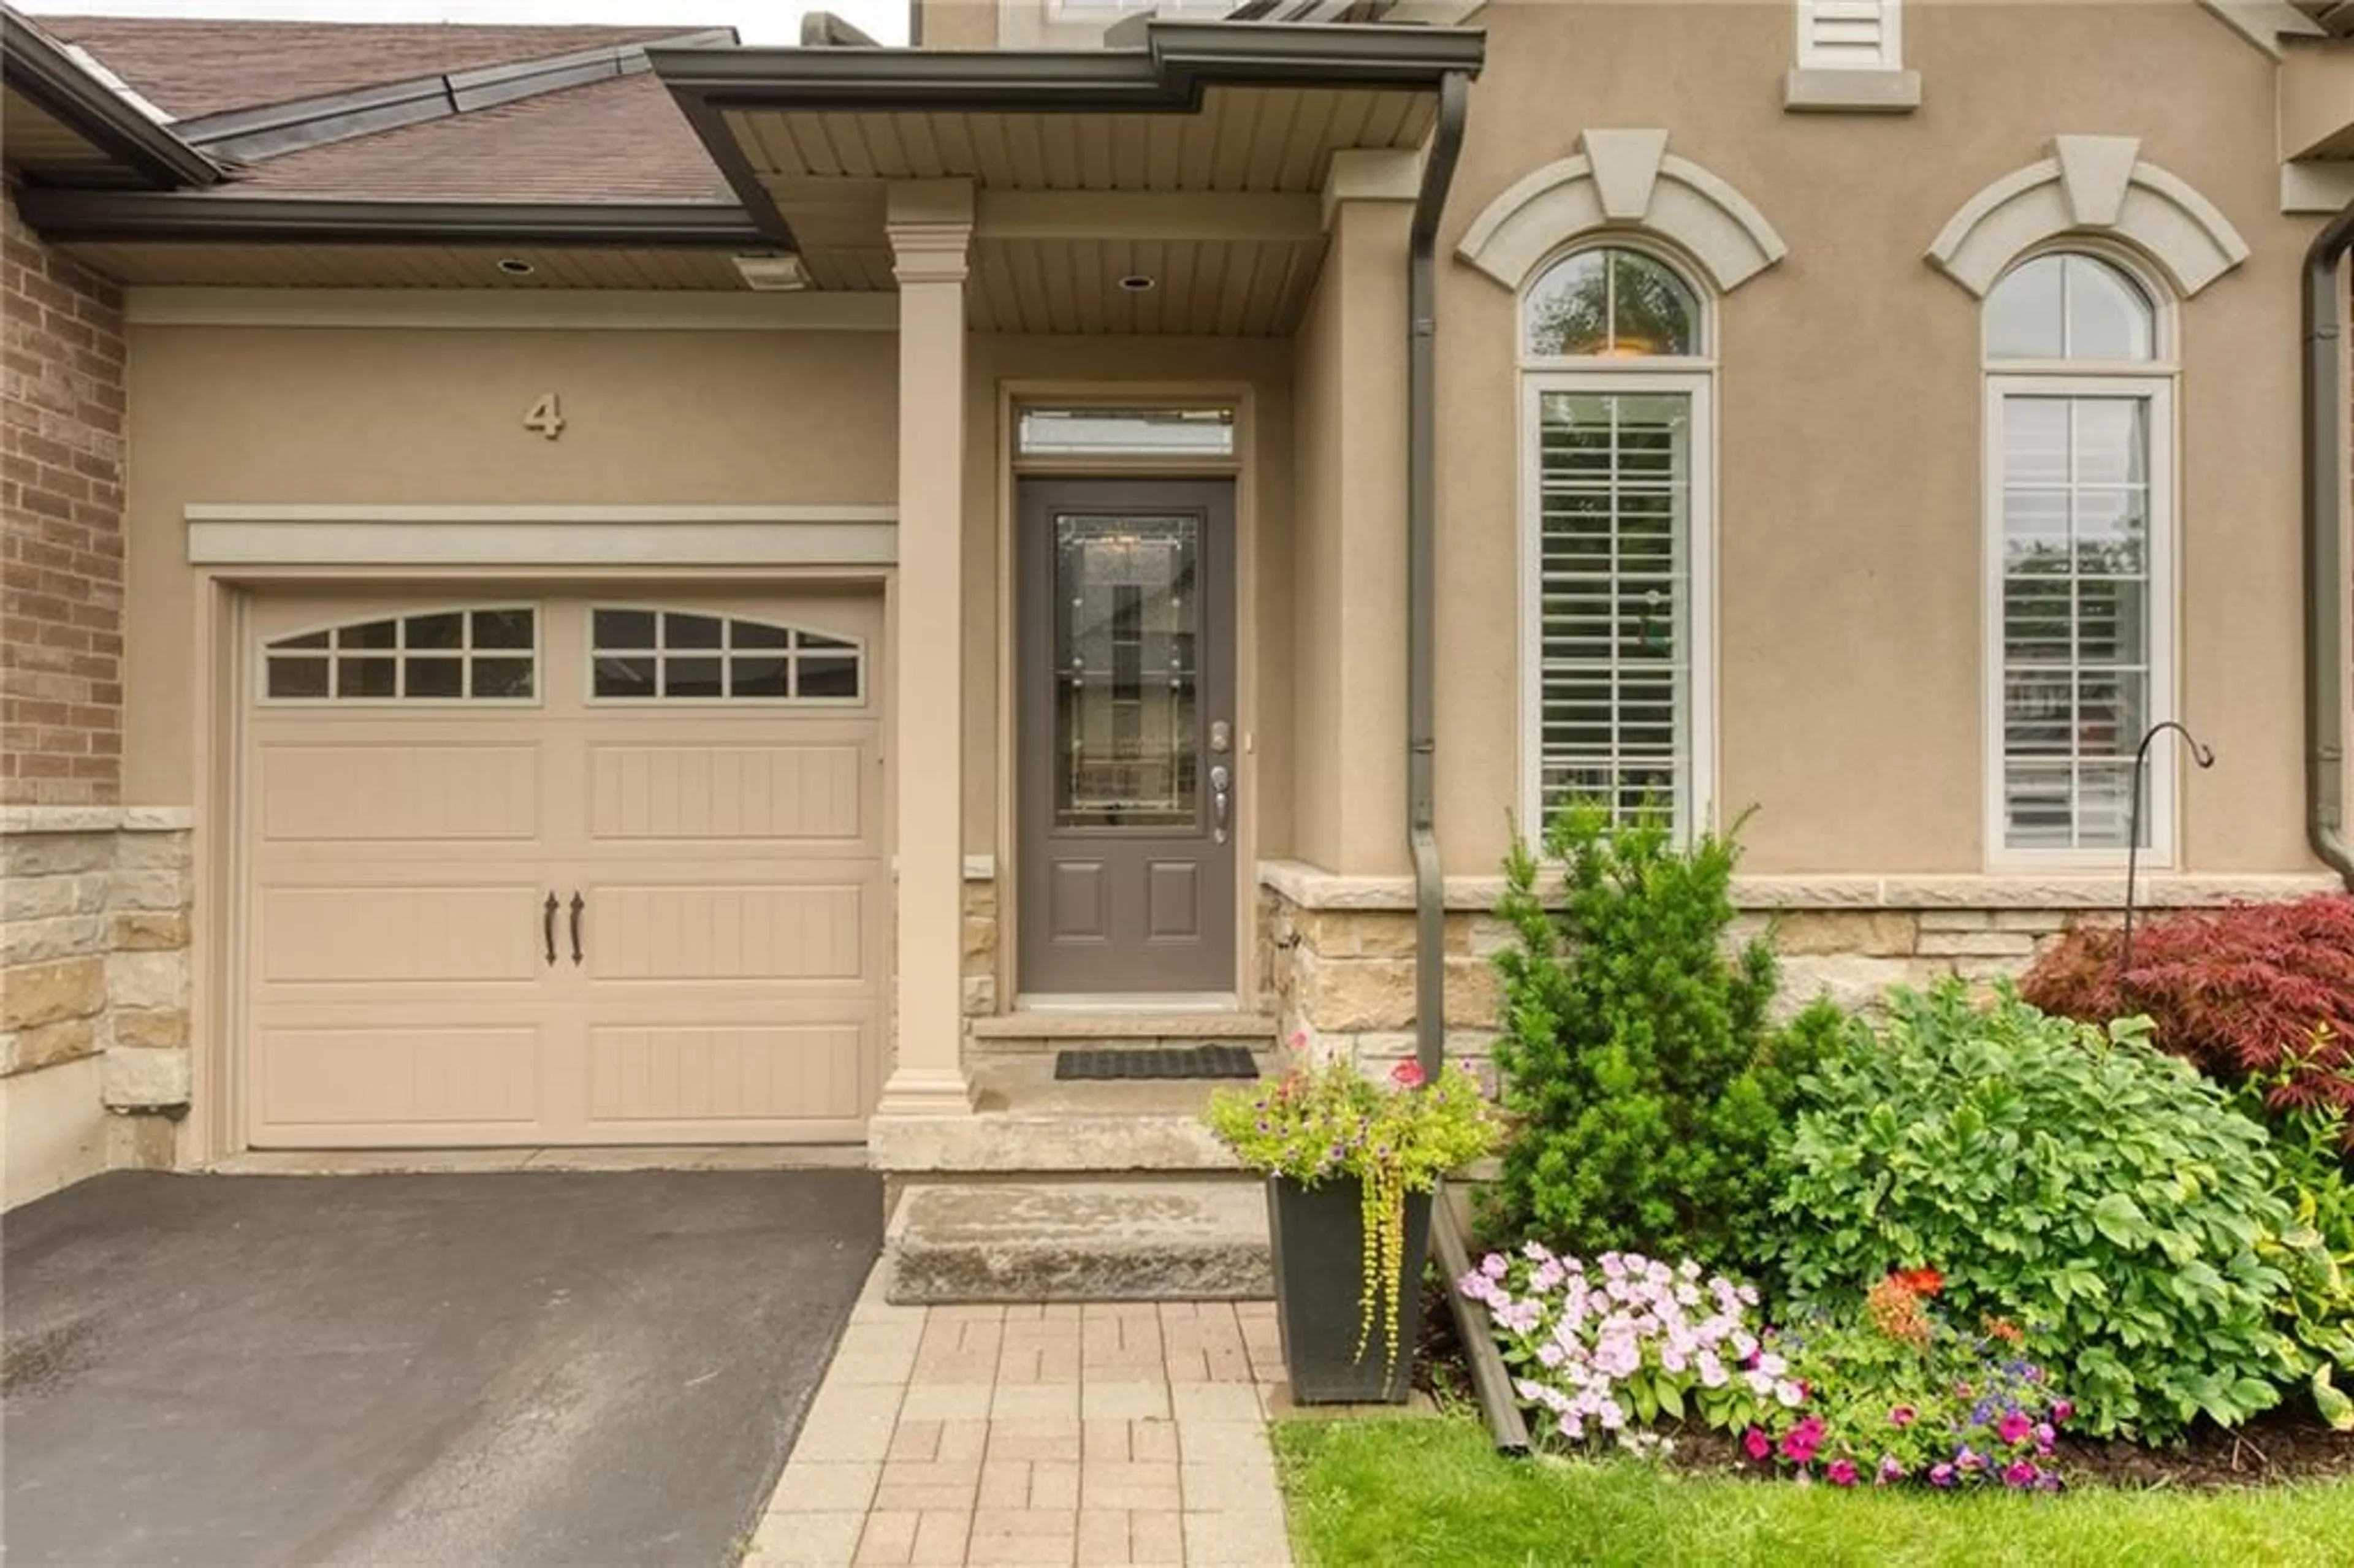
[568,892,585,966]
[543,892,558,967]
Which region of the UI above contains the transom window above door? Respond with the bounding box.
[262,606,536,702]
[588,607,864,702]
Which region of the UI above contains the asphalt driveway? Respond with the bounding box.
[1,1168,882,1567]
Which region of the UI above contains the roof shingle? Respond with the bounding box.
[33,15,696,120]
[227,68,731,205]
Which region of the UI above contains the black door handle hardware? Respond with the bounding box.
[569,891,585,966]
[543,892,558,967]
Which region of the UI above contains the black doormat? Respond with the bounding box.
[1054,1045,1260,1081]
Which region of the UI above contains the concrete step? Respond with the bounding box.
[871,1056,1263,1176]
[964,1010,1278,1059]
[887,1178,1272,1304]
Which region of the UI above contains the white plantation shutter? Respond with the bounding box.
[1531,387,1699,834]
[1798,0,1902,70]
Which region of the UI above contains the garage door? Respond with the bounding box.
[242,593,886,1148]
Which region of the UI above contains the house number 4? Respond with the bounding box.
[524,393,565,440]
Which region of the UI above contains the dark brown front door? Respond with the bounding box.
[1017,478,1236,995]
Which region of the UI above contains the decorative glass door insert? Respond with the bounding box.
[1053,514,1200,830]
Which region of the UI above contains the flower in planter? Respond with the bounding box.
[1205,1050,1496,1381]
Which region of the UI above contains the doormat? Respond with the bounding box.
[1054,1045,1259,1081]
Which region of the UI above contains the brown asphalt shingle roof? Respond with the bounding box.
[230,68,733,205]
[34,15,695,120]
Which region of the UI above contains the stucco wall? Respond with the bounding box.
[120,324,897,802]
[1425,0,2318,878]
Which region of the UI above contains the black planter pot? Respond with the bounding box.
[1265,1174,1431,1405]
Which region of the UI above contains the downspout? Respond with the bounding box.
[2305,200,2354,889]
[1409,70,1469,1083]
[1411,69,1528,1456]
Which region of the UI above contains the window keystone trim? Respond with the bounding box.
[1927,137,2250,300]
[1457,129,1788,296]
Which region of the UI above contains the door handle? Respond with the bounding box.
[543,892,558,967]
[1209,764,1232,847]
[568,891,585,967]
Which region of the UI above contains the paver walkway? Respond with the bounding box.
[747,1265,1295,1567]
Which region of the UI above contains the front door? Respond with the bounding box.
[1017,478,1236,996]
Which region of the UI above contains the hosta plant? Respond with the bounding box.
[1745,1269,2073,1491]
[1206,1043,1496,1377]
[1457,1246,1797,1453]
[1768,982,2293,1441]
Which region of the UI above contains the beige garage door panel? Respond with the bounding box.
[242,593,886,1151]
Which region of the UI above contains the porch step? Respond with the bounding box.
[964,1010,1278,1059]
[886,1178,1271,1304]
[870,1055,1262,1175]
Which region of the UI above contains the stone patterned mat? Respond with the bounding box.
[1053,1046,1259,1082]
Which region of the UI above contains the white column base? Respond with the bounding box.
[872,1065,978,1120]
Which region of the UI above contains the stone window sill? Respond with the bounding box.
[1783,67,1922,114]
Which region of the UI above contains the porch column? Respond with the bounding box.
[877,180,977,1120]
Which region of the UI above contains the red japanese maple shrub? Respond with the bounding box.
[2021,894,2354,1141]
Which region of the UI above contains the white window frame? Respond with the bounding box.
[1797,0,1902,72]
[1518,245,1718,843]
[1981,360,2179,870]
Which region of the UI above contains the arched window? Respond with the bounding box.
[1523,247,1701,359]
[1983,249,2175,861]
[1520,245,1715,837]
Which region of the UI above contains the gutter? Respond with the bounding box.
[1407,65,1526,1458]
[647,21,1488,113]
[7,190,766,248]
[2304,199,2354,887]
[1,10,221,189]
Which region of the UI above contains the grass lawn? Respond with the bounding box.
[1273,1416,2354,1568]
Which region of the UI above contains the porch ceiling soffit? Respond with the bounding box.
[1454,128,1788,294]
[649,20,1477,330]
[1926,135,2250,298]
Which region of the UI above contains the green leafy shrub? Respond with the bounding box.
[1767,981,2292,1441]
[2240,1033,2354,1430]
[1487,801,1844,1268]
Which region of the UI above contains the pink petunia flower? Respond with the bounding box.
[2003,1462,2038,1488]
[1826,1459,1859,1488]
[1929,1463,1956,1489]
[1878,1455,1905,1485]
[1743,1427,1771,1462]
[2051,1399,2074,1425]
[1889,1404,1917,1428]
[1997,1411,2033,1446]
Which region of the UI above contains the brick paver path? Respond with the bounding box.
[747,1265,1295,1567]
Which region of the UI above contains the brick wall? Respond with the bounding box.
[1,183,126,806]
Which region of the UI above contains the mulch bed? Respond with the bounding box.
[1414,1278,2354,1489]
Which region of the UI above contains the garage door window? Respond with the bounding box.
[262,607,537,702]
[590,607,864,703]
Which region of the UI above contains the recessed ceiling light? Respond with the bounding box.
[496,257,536,276]
[1118,274,1157,294]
